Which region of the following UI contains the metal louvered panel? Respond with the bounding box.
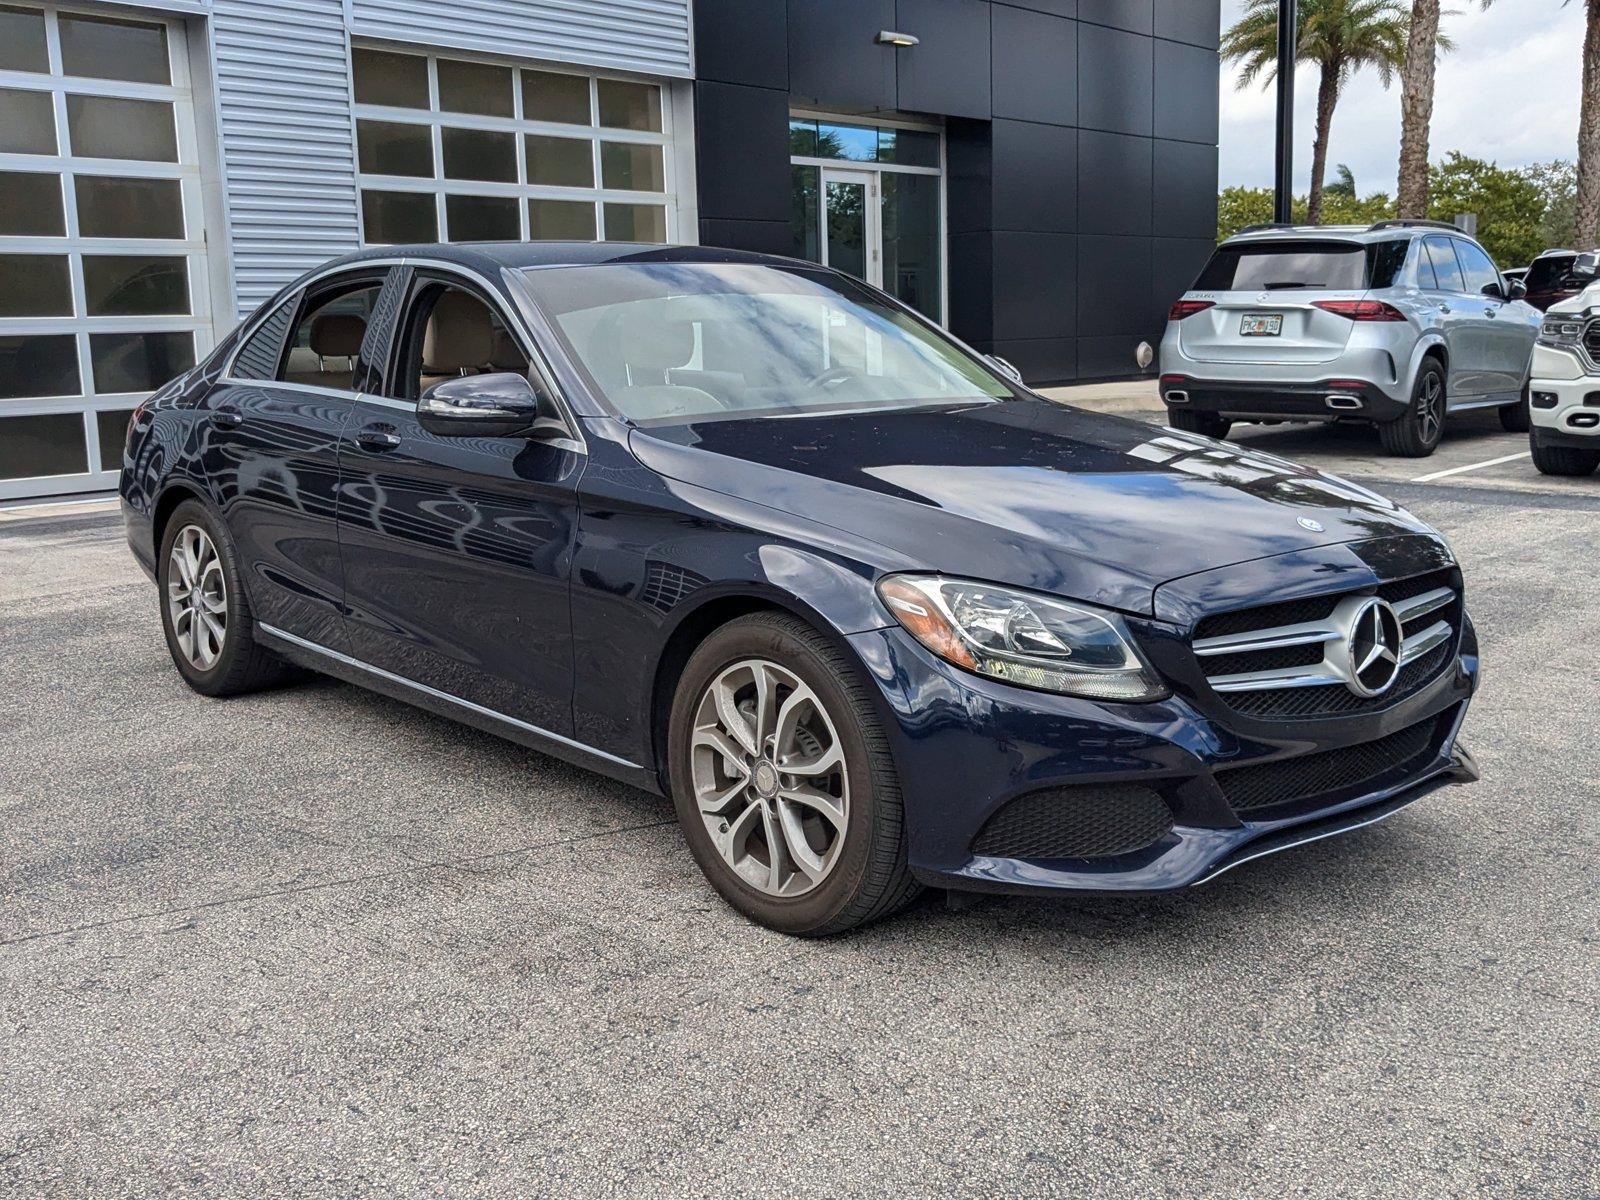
[212,0,362,320]
[348,0,693,78]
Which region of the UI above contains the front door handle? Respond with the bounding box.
[1439,304,1452,314]
[212,406,243,428]
[1484,307,1497,317]
[355,427,401,452]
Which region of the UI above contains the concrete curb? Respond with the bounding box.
[1036,380,1163,414]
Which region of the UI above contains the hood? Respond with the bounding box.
[628,399,1437,616]
[1547,280,1600,314]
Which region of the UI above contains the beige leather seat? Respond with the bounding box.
[420,291,497,391]
[285,312,366,390]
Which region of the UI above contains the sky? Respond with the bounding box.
[1219,0,1589,194]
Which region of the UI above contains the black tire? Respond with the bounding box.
[1167,408,1232,438]
[157,499,294,697]
[1498,388,1531,432]
[1529,435,1600,476]
[667,612,921,936]
[1378,360,1446,457]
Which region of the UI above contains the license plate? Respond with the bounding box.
[1240,313,1282,337]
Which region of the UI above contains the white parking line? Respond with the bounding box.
[1410,450,1532,484]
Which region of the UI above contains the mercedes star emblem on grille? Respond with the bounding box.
[1334,596,1405,697]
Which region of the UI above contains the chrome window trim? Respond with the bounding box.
[257,623,640,770]
[216,255,587,452]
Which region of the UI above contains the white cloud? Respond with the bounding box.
[1219,0,1587,193]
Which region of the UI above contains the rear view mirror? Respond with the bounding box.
[418,372,558,439]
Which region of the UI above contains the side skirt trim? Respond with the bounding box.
[257,623,642,771]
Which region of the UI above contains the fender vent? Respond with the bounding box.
[641,560,707,612]
[971,785,1173,860]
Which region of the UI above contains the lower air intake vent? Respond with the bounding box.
[972,785,1174,859]
[1214,712,1448,813]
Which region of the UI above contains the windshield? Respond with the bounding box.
[518,262,1016,425]
[1194,241,1390,291]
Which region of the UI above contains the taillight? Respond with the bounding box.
[1312,300,1407,322]
[1168,300,1215,321]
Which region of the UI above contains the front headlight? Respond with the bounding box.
[1538,314,1587,349]
[876,574,1168,702]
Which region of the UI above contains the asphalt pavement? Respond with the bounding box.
[1,412,1596,1198]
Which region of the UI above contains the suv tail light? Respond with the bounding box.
[1312,300,1406,322]
[1168,300,1215,321]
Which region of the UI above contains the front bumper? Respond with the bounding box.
[1528,346,1600,439]
[847,613,1479,897]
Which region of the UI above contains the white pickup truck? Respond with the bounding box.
[1527,251,1600,476]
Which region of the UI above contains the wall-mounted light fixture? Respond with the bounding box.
[875,30,920,46]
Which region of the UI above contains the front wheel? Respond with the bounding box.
[1530,436,1600,476]
[1167,408,1231,439]
[667,613,920,936]
[1378,361,1446,457]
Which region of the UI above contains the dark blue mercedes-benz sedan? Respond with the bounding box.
[120,243,1480,935]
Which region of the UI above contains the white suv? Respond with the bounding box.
[1159,221,1541,457]
[1527,252,1600,476]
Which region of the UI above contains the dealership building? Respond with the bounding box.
[0,0,1220,499]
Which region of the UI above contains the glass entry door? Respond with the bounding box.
[820,167,879,288]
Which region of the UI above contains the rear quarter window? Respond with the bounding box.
[1194,242,1369,292]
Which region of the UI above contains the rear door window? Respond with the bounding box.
[1194,242,1368,291]
[1453,239,1501,295]
[1423,236,1465,292]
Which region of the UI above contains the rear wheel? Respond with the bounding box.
[1167,408,1231,439]
[667,612,920,936]
[1498,385,1531,433]
[1530,436,1600,476]
[158,499,293,697]
[1379,360,1445,457]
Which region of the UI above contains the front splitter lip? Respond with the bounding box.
[917,745,1481,897]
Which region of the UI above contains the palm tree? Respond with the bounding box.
[1576,0,1600,242]
[1225,0,1410,224]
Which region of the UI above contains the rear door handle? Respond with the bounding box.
[355,427,401,452]
[212,406,243,428]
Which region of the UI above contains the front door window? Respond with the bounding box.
[790,117,944,323]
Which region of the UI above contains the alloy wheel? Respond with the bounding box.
[689,657,849,898]
[1417,373,1443,444]
[167,524,227,670]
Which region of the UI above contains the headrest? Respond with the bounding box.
[423,291,496,372]
[619,305,694,371]
[309,313,365,357]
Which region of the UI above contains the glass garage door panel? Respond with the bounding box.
[0,3,211,500]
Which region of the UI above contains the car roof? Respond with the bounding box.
[1220,222,1467,248]
[329,241,812,274]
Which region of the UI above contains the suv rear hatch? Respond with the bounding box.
[1177,238,1402,365]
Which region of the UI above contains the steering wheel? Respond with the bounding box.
[805,364,862,391]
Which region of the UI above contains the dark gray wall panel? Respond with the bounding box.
[1154,0,1219,49]
[992,120,1075,232]
[993,231,1075,340]
[693,81,791,223]
[699,218,793,255]
[991,5,1077,125]
[1149,235,1216,328]
[1000,0,1075,16]
[948,230,995,342]
[992,336,1075,382]
[789,0,898,110]
[1077,0,1151,35]
[695,0,788,89]
[1077,20,1153,135]
[1076,333,1147,378]
[1077,233,1150,336]
[1153,139,1217,238]
[1154,38,1219,143]
[945,119,994,235]
[1078,129,1151,236]
[896,0,991,118]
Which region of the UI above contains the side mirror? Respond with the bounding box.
[987,354,1023,383]
[1508,278,1528,300]
[417,372,557,439]
[1571,251,1600,282]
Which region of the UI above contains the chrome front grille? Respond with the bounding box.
[1190,570,1460,720]
[1584,317,1600,366]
